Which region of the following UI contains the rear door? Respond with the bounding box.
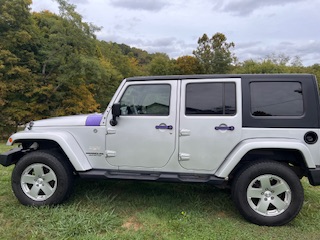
[179,78,242,171]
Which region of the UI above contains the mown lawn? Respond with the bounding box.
[1,143,320,239]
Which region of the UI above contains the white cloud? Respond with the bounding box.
[110,0,170,12]
[70,0,89,4]
[217,0,305,16]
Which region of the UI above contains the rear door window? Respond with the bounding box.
[185,82,236,115]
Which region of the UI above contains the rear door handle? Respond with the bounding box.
[215,125,235,131]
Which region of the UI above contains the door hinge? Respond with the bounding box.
[179,153,190,161]
[106,128,116,135]
[105,150,116,158]
[180,129,191,136]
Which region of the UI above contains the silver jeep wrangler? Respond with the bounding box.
[1,74,320,226]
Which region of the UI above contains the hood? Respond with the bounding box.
[29,113,103,128]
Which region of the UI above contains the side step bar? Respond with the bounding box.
[78,169,226,185]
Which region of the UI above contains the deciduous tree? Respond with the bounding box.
[193,33,236,74]
[148,53,174,75]
[0,0,39,134]
[173,56,202,75]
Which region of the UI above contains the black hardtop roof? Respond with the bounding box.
[126,74,315,81]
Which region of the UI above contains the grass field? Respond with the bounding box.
[1,143,320,239]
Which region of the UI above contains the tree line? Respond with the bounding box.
[1,0,320,138]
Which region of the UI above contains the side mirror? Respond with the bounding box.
[110,103,121,126]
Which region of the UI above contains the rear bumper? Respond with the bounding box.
[308,167,320,186]
[0,147,23,167]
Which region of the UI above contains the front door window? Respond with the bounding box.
[120,84,171,116]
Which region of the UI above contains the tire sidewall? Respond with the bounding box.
[12,151,73,206]
[232,161,304,226]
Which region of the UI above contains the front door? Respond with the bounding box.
[106,81,177,169]
[179,78,242,171]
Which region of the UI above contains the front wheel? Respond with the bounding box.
[232,161,304,226]
[12,151,74,206]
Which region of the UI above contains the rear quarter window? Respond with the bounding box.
[250,82,304,116]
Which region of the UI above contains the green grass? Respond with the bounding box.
[1,143,320,239]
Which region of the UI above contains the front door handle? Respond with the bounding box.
[155,125,173,130]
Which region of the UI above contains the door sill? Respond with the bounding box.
[78,169,226,185]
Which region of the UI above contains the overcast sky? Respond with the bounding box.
[31,0,320,66]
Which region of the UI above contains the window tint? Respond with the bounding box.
[250,82,303,116]
[120,84,170,116]
[186,82,236,115]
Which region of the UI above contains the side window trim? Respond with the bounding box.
[241,75,320,128]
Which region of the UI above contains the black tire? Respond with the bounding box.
[12,150,74,206]
[231,160,304,226]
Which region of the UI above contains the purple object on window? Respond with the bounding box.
[85,114,103,126]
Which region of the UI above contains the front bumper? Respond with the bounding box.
[308,167,320,186]
[0,147,24,167]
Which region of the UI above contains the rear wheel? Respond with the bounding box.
[12,151,74,206]
[232,161,304,226]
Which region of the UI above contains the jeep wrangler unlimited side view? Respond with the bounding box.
[1,74,320,226]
